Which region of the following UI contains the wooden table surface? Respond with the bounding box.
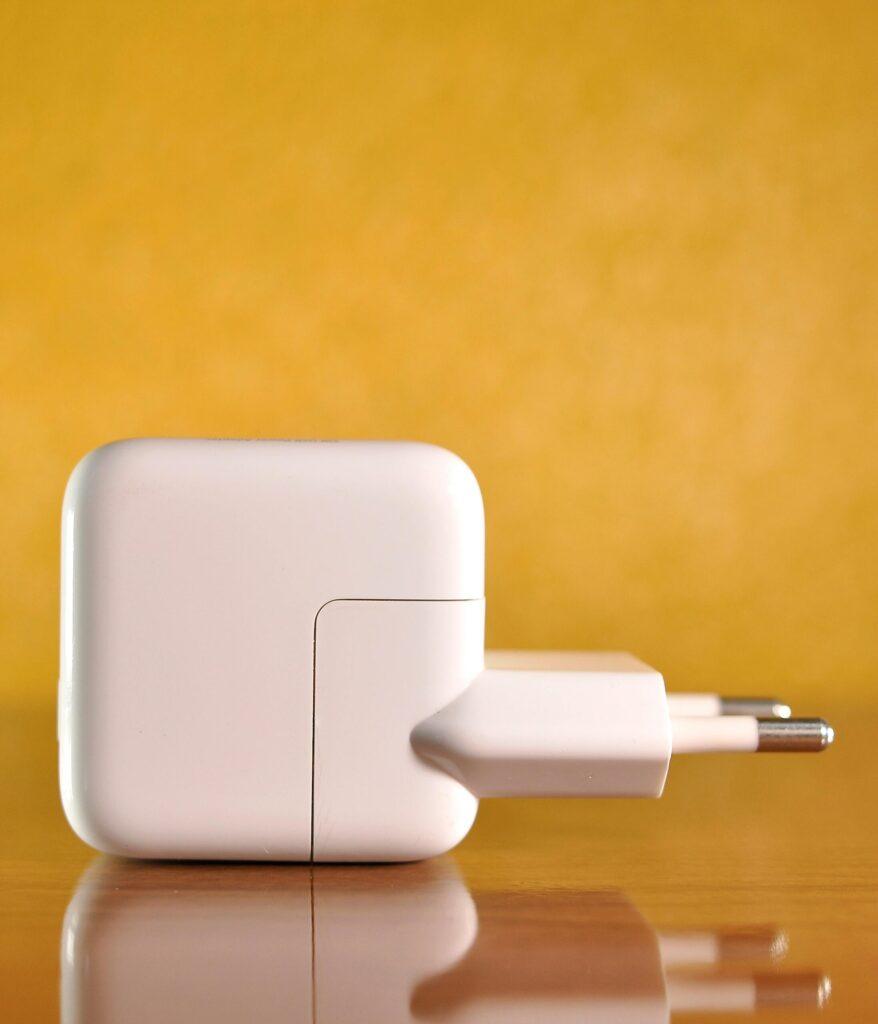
[2,698,876,1023]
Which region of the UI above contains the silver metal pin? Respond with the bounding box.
[756,717,835,752]
[720,697,792,719]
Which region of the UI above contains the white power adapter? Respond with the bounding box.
[58,439,832,862]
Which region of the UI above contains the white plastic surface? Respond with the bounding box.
[413,663,673,798]
[663,693,723,717]
[314,598,483,860]
[488,651,725,722]
[486,650,658,673]
[670,715,759,753]
[59,439,484,859]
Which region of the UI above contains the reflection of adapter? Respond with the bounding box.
[61,858,830,1024]
[59,439,833,861]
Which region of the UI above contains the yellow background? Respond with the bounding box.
[1,1,876,707]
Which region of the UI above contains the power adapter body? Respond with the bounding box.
[61,439,486,860]
[59,439,831,862]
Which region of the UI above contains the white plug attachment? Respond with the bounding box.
[412,665,673,798]
[413,655,831,798]
[412,660,833,800]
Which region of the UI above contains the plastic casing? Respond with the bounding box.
[59,439,484,861]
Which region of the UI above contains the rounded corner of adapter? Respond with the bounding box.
[60,775,133,860]
[420,801,480,860]
[395,441,484,518]
[367,795,479,864]
[417,441,482,494]
[62,438,153,518]
[407,443,484,530]
[436,444,484,516]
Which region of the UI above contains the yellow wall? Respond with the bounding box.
[2,1,876,706]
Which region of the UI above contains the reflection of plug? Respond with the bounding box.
[412,890,670,1022]
[664,974,832,1015]
[412,891,829,1021]
[658,928,789,966]
[62,857,829,1024]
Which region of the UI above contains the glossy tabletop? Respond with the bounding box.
[2,698,876,1023]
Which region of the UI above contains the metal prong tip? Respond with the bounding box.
[757,717,835,752]
[720,697,792,719]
